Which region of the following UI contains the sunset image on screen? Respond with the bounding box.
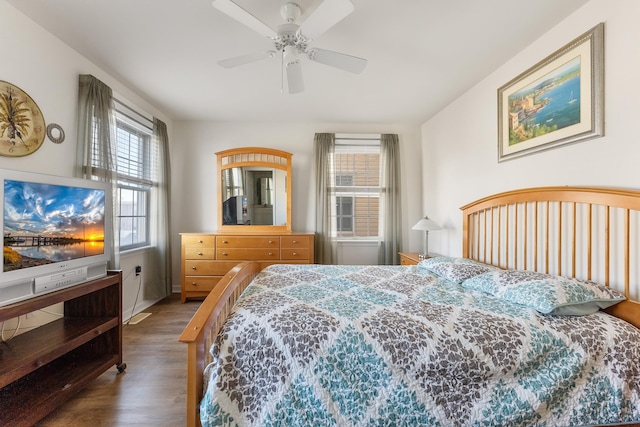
[3,180,106,271]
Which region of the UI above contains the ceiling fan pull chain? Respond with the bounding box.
[280,50,285,94]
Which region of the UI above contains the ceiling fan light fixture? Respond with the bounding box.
[283,45,298,65]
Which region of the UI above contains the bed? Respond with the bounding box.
[179,186,640,427]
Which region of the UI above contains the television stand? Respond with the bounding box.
[0,270,123,426]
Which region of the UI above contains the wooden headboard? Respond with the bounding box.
[460,186,640,328]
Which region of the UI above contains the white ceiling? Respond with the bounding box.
[7,0,590,124]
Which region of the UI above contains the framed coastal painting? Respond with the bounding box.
[497,23,604,162]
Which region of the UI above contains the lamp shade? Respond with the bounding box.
[412,216,441,258]
[412,216,441,231]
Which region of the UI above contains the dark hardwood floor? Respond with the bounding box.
[36,293,201,427]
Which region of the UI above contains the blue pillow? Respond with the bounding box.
[417,256,500,284]
[462,270,626,315]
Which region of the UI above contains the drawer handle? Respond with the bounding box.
[268,240,273,244]
[292,252,297,256]
[191,266,197,270]
[198,252,203,256]
[222,252,228,256]
[292,240,297,244]
[191,281,197,286]
[268,252,273,256]
[222,240,228,244]
[198,240,203,243]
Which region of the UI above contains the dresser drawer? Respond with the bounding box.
[216,236,280,249]
[182,235,215,247]
[281,235,310,249]
[216,248,279,260]
[183,276,221,292]
[184,247,215,259]
[181,232,314,302]
[184,260,234,275]
[281,248,310,260]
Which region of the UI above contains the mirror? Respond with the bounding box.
[217,148,292,232]
[220,167,287,226]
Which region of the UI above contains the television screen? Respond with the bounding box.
[223,195,248,225]
[3,180,106,272]
[0,168,112,306]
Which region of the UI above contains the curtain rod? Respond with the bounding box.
[335,133,381,140]
[114,99,153,131]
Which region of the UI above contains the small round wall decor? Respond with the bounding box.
[0,80,46,157]
[46,123,65,144]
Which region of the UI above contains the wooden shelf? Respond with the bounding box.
[0,316,119,387]
[0,271,123,426]
[0,351,119,426]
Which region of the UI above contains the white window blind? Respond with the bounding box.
[332,135,381,239]
[89,99,154,250]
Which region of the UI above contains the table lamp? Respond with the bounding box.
[412,216,441,258]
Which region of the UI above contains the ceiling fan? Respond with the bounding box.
[212,0,367,94]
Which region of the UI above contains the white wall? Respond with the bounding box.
[171,121,423,275]
[421,0,640,257]
[0,1,174,320]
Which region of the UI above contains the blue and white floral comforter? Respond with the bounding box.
[201,264,640,427]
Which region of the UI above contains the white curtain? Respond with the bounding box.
[378,134,402,265]
[146,118,172,299]
[314,133,336,264]
[75,74,119,269]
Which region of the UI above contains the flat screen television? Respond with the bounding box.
[223,195,248,225]
[0,168,113,307]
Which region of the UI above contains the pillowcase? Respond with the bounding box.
[417,256,500,284]
[462,269,626,315]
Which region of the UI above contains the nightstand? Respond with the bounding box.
[399,252,430,265]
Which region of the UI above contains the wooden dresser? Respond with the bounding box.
[180,232,315,302]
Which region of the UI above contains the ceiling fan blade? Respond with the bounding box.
[300,0,354,40]
[286,60,304,94]
[308,48,367,74]
[212,0,276,39]
[218,51,276,68]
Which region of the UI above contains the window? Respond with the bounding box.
[115,120,151,249]
[91,100,153,250]
[222,167,244,200]
[331,136,381,239]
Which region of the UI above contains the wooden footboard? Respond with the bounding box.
[178,261,262,427]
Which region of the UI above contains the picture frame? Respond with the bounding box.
[497,23,604,162]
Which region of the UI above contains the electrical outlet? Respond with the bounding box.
[135,265,142,276]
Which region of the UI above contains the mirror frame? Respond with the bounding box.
[217,147,292,233]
